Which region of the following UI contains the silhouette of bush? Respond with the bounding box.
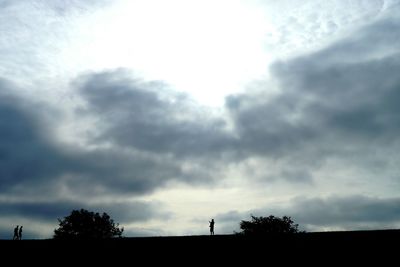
[239,215,299,236]
[54,209,124,239]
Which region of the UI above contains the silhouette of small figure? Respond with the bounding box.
[13,225,19,240]
[209,219,215,235]
[18,225,23,240]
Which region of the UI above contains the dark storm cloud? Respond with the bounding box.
[272,55,400,140]
[0,201,77,221]
[0,81,70,191]
[272,13,400,138]
[226,12,400,168]
[77,70,235,159]
[0,77,208,197]
[226,92,318,157]
[0,199,167,224]
[63,147,187,195]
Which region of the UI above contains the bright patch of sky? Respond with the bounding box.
[0,0,390,106]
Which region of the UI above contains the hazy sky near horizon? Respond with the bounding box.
[1,0,400,239]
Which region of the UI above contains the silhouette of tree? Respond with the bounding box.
[54,209,124,239]
[239,215,299,236]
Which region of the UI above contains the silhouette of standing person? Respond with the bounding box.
[13,225,19,240]
[18,225,23,240]
[209,219,215,235]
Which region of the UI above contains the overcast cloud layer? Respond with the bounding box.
[1,0,400,238]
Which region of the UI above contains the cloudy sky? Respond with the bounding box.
[1,0,400,239]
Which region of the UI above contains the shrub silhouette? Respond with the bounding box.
[54,209,124,239]
[239,215,299,235]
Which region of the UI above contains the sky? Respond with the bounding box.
[1,0,400,239]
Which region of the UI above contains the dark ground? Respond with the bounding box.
[1,230,399,264]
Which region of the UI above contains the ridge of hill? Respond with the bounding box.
[1,229,398,263]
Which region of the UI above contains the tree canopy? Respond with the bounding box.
[54,209,124,239]
[239,215,300,236]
